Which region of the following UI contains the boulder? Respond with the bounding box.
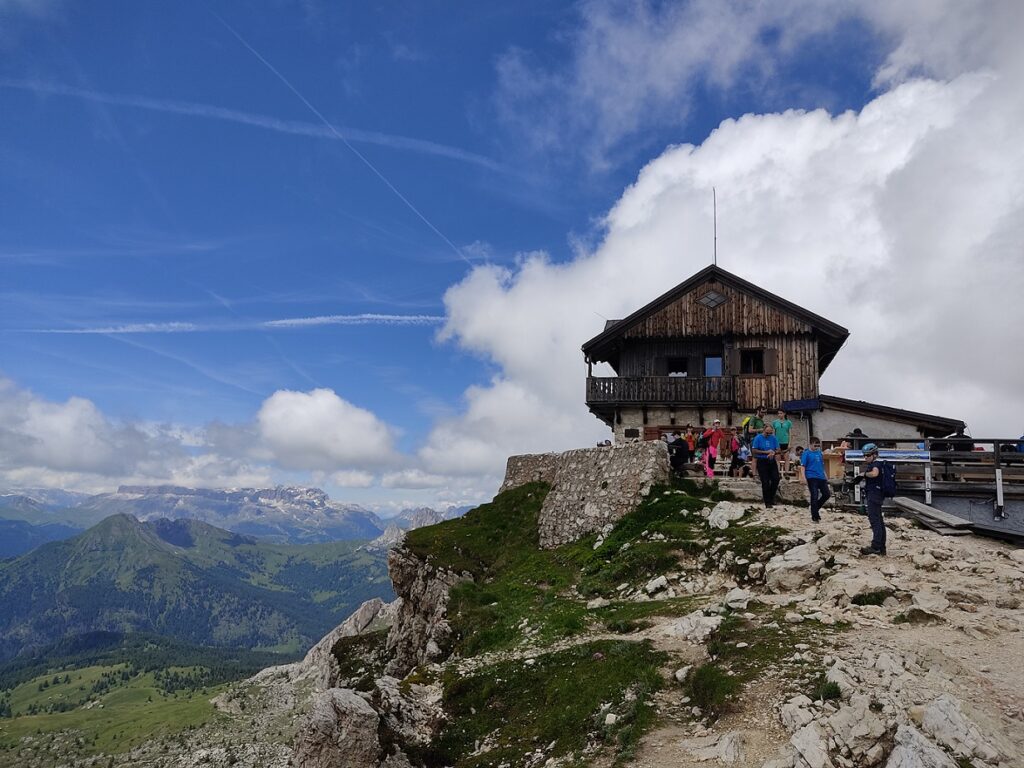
[826,695,887,759]
[790,722,833,768]
[293,688,381,768]
[907,591,950,623]
[663,610,723,643]
[374,676,445,748]
[645,575,669,594]
[766,543,824,593]
[724,587,752,610]
[885,725,956,768]
[707,501,748,530]
[780,695,814,732]
[912,553,939,570]
[819,570,893,605]
[917,694,1004,763]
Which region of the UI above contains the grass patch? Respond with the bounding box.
[331,629,390,692]
[605,619,653,634]
[684,664,741,717]
[851,589,894,606]
[809,674,842,701]
[421,640,666,768]
[0,664,220,756]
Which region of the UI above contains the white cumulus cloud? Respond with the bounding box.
[257,388,398,471]
[427,0,1024,487]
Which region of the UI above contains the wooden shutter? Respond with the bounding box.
[653,357,668,376]
[687,356,700,376]
[764,348,779,375]
[727,348,741,376]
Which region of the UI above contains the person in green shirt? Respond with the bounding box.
[745,406,766,443]
[773,409,794,474]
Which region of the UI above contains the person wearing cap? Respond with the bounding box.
[751,424,781,507]
[857,443,886,555]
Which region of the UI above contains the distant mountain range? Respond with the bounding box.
[0,514,394,661]
[0,520,81,559]
[0,486,468,551]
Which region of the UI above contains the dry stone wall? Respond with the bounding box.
[501,441,671,548]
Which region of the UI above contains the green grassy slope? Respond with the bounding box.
[394,479,803,767]
[0,515,393,660]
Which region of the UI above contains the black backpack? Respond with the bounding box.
[880,461,898,498]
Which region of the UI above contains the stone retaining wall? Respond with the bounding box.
[501,441,671,549]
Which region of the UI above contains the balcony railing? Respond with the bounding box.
[586,376,735,405]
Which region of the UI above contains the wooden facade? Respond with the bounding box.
[582,266,849,429]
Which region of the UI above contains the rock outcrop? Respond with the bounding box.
[293,689,382,768]
[385,546,470,676]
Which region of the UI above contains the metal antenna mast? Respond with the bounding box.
[713,187,718,266]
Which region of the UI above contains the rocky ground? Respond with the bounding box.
[6,481,1023,768]
[627,501,1024,768]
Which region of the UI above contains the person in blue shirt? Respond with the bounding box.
[751,424,781,507]
[800,437,830,523]
[856,443,886,556]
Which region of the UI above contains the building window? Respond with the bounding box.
[704,355,723,377]
[666,357,688,377]
[740,349,765,374]
[697,290,727,309]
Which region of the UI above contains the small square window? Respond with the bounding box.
[704,355,723,377]
[697,290,727,309]
[666,357,688,376]
[740,349,765,375]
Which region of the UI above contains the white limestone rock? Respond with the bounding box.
[917,694,1005,764]
[790,722,833,768]
[645,575,669,594]
[724,587,753,610]
[707,501,749,530]
[826,695,887,758]
[885,725,956,768]
[663,610,724,643]
[766,543,825,593]
[819,570,893,605]
[780,695,815,733]
[293,688,381,768]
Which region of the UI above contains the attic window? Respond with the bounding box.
[697,290,727,309]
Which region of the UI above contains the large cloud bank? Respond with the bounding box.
[424,0,1024,482]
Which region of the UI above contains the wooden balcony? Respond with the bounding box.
[586,376,736,406]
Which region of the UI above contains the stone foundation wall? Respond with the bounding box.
[501,441,671,549]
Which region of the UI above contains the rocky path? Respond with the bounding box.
[626,502,1024,768]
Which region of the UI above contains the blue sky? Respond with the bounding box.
[2,1,1021,509]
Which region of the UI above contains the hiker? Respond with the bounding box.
[745,407,766,445]
[730,439,752,478]
[684,426,697,455]
[800,438,830,523]
[773,409,793,475]
[751,424,781,508]
[793,446,805,480]
[668,431,688,473]
[702,419,726,471]
[856,443,887,556]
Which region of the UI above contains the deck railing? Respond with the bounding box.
[585,376,735,404]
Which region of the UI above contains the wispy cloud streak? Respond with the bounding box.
[21,314,445,334]
[0,78,505,173]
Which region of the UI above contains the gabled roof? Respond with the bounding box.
[582,264,850,372]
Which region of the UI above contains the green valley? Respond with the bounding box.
[0,515,393,660]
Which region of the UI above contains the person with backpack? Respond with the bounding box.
[855,443,894,556]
